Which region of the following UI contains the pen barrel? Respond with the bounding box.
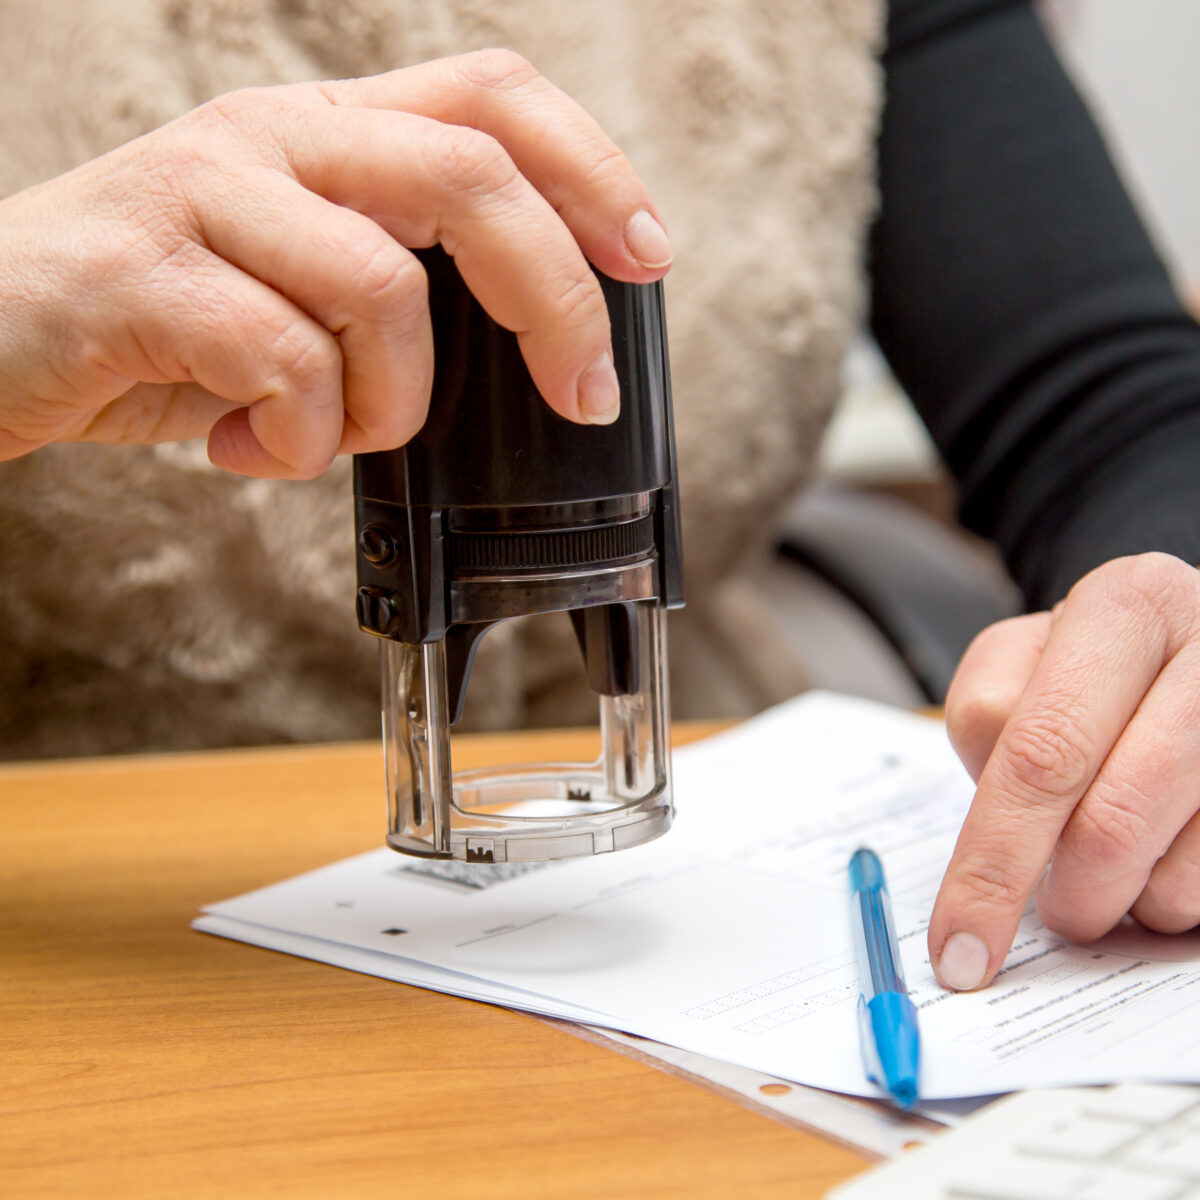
[851,882,906,998]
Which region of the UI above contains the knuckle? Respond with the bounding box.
[346,396,429,455]
[1112,550,1194,598]
[1062,782,1156,871]
[575,140,634,190]
[428,124,517,197]
[1082,552,1200,635]
[195,86,271,132]
[949,854,1028,912]
[157,88,291,199]
[945,685,1010,753]
[116,134,221,226]
[144,237,208,289]
[997,711,1096,802]
[550,271,607,332]
[186,86,297,165]
[455,48,540,94]
[350,243,426,319]
[268,323,340,394]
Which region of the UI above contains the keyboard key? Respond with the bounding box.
[1121,1125,1200,1181]
[946,1158,1186,1200]
[1016,1114,1140,1160]
[827,1085,1200,1200]
[1080,1085,1200,1125]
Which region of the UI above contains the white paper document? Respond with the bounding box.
[196,692,1200,1101]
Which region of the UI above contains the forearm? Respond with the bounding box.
[871,0,1200,607]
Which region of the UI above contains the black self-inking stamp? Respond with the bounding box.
[353,248,683,863]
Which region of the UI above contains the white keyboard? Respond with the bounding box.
[828,1084,1200,1200]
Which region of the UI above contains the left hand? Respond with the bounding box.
[0,53,671,479]
[928,552,1200,991]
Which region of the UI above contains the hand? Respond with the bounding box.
[0,51,672,478]
[929,552,1200,990]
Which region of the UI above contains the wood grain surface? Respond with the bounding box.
[1,724,871,1198]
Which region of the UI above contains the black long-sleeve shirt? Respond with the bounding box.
[871,0,1200,608]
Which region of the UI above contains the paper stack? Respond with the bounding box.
[196,693,1200,1105]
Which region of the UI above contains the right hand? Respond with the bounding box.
[930,553,1200,992]
[0,50,673,478]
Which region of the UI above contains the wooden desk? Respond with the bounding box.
[2,725,871,1199]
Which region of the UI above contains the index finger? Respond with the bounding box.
[279,104,623,426]
[317,50,673,281]
[927,560,1179,990]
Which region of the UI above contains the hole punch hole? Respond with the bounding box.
[759,1083,792,1096]
[381,928,408,936]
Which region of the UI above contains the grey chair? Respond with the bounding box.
[773,485,1022,704]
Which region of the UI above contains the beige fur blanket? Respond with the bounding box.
[0,0,882,756]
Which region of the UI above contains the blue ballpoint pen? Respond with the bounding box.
[848,847,921,1109]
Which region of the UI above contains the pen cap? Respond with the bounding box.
[864,992,920,1110]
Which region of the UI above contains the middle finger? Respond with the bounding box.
[1039,640,1200,941]
[318,51,672,280]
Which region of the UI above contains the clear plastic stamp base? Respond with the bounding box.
[386,763,672,863]
[380,602,673,863]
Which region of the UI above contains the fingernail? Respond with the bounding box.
[578,352,620,425]
[936,932,990,991]
[623,210,673,269]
